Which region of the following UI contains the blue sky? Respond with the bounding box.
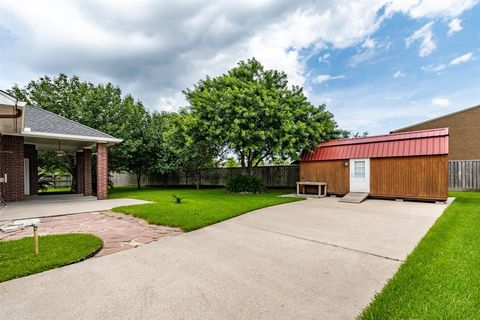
[308,4,480,134]
[0,0,479,135]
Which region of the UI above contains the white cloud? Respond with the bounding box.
[393,70,405,78]
[447,18,463,36]
[421,64,446,73]
[449,52,474,65]
[313,74,346,84]
[387,0,479,18]
[347,37,392,67]
[318,53,330,64]
[405,21,436,57]
[0,0,477,110]
[431,97,451,106]
[362,38,376,49]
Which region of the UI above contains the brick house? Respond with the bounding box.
[391,104,480,160]
[0,90,122,205]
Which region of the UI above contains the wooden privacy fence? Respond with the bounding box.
[449,160,480,191]
[111,165,300,188]
[112,161,480,191]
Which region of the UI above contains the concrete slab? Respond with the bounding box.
[0,197,450,319]
[0,194,150,221]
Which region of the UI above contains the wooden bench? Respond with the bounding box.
[296,181,327,198]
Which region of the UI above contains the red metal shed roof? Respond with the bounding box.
[302,128,449,161]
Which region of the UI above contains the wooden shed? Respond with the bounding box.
[300,128,449,202]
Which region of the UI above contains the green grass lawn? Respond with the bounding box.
[0,234,102,283]
[109,187,301,231]
[359,192,480,319]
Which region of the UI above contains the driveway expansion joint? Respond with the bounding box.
[239,223,405,263]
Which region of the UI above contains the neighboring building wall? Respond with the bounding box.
[0,135,25,201]
[299,160,349,195]
[370,155,448,200]
[394,106,480,160]
[24,144,38,195]
[96,143,108,200]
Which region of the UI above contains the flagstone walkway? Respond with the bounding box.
[0,211,182,257]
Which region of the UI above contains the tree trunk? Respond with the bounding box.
[247,163,253,176]
[195,170,201,189]
[136,173,141,189]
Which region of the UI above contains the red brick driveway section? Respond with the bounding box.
[0,211,182,257]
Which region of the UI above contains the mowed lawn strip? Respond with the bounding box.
[0,234,103,283]
[359,192,480,319]
[109,187,301,231]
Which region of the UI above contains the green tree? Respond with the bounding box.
[184,58,344,174]
[224,157,240,167]
[10,74,151,188]
[162,110,222,189]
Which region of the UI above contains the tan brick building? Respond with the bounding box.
[392,105,480,160]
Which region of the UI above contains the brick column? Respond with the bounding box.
[96,143,108,200]
[1,136,25,201]
[83,148,92,196]
[76,151,84,194]
[24,144,38,195]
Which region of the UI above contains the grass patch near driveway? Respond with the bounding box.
[359,192,480,319]
[109,187,301,231]
[0,234,102,283]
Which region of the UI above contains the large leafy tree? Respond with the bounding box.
[10,74,152,188]
[161,110,223,188]
[184,58,344,174]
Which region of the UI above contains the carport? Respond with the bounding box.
[0,90,121,204]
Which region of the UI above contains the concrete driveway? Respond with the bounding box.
[0,197,450,320]
[0,194,149,221]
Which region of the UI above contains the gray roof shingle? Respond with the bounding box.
[24,105,118,140]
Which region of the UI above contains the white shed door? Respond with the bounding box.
[349,158,370,193]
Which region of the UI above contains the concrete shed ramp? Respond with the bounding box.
[339,192,369,203]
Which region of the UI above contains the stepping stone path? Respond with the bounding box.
[0,211,182,257]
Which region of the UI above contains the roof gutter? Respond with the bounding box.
[0,108,22,119]
[7,130,123,144]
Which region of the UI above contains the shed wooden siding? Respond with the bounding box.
[370,155,448,200]
[299,160,349,194]
[299,155,448,200]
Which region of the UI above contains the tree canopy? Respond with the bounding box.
[9,59,350,189]
[184,58,344,173]
[10,74,156,187]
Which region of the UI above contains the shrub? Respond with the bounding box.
[37,172,54,192]
[172,195,185,204]
[226,175,266,194]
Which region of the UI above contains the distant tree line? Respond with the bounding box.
[10,58,349,189]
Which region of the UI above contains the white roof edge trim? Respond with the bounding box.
[12,131,123,143]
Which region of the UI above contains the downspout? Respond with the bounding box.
[0,104,22,118]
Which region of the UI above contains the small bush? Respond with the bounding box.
[172,195,185,204]
[226,175,266,194]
